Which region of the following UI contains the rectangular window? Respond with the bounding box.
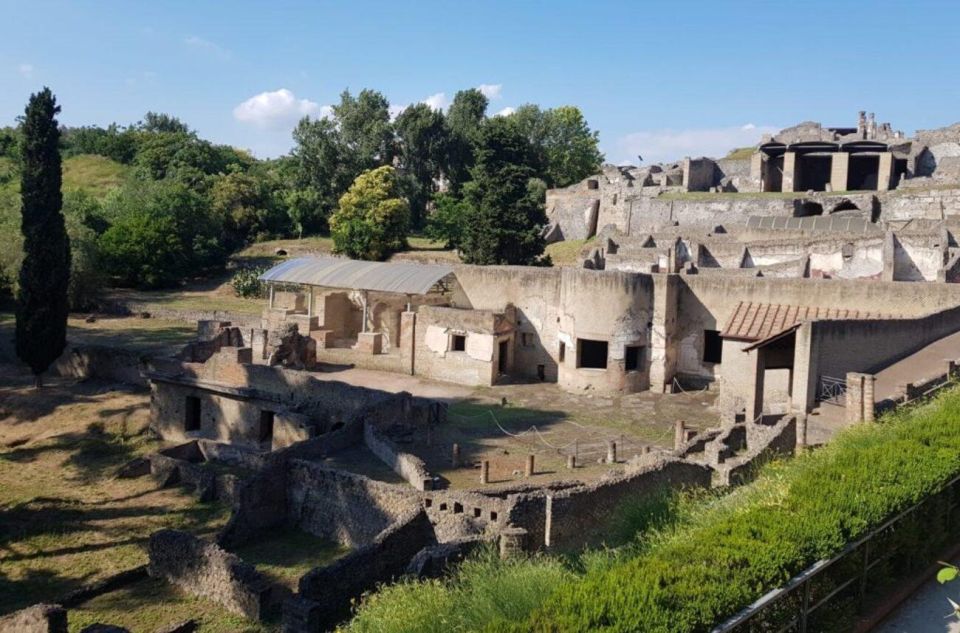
[259,410,275,444]
[703,330,723,364]
[577,339,608,369]
[625,345,643,371]
[184,396,201,432]
[451,334,466,352]
[559,341,566,363]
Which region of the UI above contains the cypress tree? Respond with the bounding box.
[16,88,70,387]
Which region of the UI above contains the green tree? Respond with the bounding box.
[290,116,354,226]
[16,88,71,386]
[332,89,395,171]
[444,89,489,193]
[507,104,603,188]
[330,166,409,261]
[140,111,190,135]
[459,118,548,265]
[424,192,469,250]
[210,168,287,246]
[394,103,449,228]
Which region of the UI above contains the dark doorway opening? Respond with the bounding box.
[797,155,832,191]
[498,340,508,374]
[451,334,466,352]
[577,339,608,369]
[625,345,643,371]
[703,330,723,364]
[184,396,201,432]
[848,154,880,191]
[796,201,824,217]
[259,410,275,444]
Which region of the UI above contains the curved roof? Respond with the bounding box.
[259,257,455,295]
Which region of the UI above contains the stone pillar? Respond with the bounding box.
[782,152,797,192]
[795,413,808,449]
[606,440,617,464]
[649,274,680,393]
[846,372,866,423]
[863,374,876,422]
[673,420,686,450]
[499,527,528,559]
[480,460,489,484]
[881,231,896,282]
[830,152,849,192]
[750,152,764,190]
[566,454,576,469]
[400,311,417,376]
[746,348,766,422]
[451,444,461,468]
[877,152,894,191]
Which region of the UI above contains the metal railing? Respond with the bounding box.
[817,375,847,405]
[712,473,960,633]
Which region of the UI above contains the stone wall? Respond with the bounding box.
[52,345,181,387]
[288,508,435,632]
[363,422,432,491]
[0,604,67,633]
[286,460,422,548]
[217,460,288,549]
[148,529,271,621]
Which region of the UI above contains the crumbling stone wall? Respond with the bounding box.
[0,604,67,633]
[363,422,432,491]
[148,529,271,621]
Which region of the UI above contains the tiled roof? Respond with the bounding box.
[721,302,891,342]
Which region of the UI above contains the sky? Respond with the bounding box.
[2,0,960,165]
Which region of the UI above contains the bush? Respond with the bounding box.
[230,265,267,298]
[330,166,409,261]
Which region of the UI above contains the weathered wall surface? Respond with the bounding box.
[148,529,271,621]
[363,423,432,491]
[413,306,509,386]
[0,604,67,633]
[453,266,562,383]
[289,508,434,633]
[286,461,422,548]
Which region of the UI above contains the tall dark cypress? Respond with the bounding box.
[16,88,70,386]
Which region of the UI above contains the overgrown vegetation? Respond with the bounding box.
[344,386,960,633]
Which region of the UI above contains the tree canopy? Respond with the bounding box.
[330,165,410,261]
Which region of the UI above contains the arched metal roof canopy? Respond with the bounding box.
[259,257,456,295]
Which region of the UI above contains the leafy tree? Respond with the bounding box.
[444,88,489,193]
[332,89,394,170]
[459,118,548,266]
[290,116,354,226]
[210,168,287,246]
[62,124,139,163]
[394,103,449,227]
[330,166,409,261]
[283,186,323,238]
[424,192,469,250]
[16,88,71,385]
[140,111,190,135]
[507,104,603,188]
[0,126,21,161]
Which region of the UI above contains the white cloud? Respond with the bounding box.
[184,35,231,60]
[18,63,34,78]
[478,83,502,100]
[494,106,515,117]
[233,89,325,128]
[422,92,449,112]
[613,123,777,165]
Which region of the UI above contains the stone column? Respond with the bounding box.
[399,311,417,375]
[877,152,894,191]
[846,372,866,423]
[795,413,808,449]
[451,444,461,468]
[750,152,764,190]
[830,152,849,192]
[673,420,686,450]
[648,274,679,393]
[782,152,798,192]
[566,454,576,469]
[525,454,535,477]
[746,348,766,422]
[480,460,489,485]
[881,231,896,282]
[606,440,617,464]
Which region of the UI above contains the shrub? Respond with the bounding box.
[330,165,409,261]
[231,265,267,298]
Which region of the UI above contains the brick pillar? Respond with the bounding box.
[782,151,797,192]
[673,420,686,450]
[480,460,489,484]
[648,274,679,393]
[795,413,808,449]
[830,152,849,192]
[863,375,876,422]
[399,311,416,375]
[499,527,528,559]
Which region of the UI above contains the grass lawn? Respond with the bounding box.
[63,155,131,198]
[68,576,273,633]
[544,238,595,266]
[67,315,197,355]
[0,358,231,615]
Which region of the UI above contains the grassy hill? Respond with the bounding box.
[0,153,130,198]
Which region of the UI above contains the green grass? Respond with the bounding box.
[68,576,272,633]
[344,385,960,633]
[232,527,349,591]
[544,238,595,266]
[62,154,131,198]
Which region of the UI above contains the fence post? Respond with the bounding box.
[800,579,810,633]
[859,540,870,610]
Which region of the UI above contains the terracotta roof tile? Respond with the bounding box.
[720,302,894,342]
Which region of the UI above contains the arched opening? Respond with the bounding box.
[796,201,824,217]
[831,200,860,214]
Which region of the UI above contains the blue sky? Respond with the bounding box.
[2,0,959,164]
